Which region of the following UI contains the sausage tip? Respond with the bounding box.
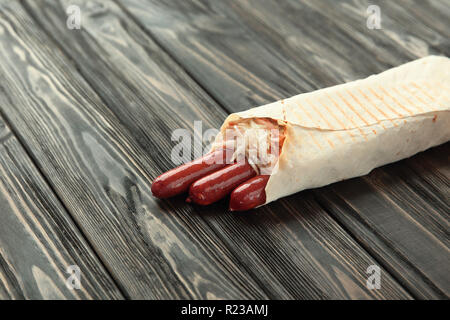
[151,149,230,199]
[189,161,257,206]
[229,175,269,211]
[150,178,165,198]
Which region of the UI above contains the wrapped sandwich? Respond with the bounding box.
[152,55,450,211]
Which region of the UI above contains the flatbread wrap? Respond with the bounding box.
[211,55,450,206]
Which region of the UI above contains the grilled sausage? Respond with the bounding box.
[187,161,257,205]
[151,149,230,198]
[229,175,269,211]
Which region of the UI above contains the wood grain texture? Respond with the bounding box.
[23,0,412,299]
[302,0,450,58]
[405,144,450,216]
[119,0,449,298]
[0,1,266,299]
[237,0,450,298]
[0,117,123,299]
[316,164,449,299]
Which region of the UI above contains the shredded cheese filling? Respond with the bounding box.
[214,118,286,175]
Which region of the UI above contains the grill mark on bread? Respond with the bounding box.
[412,82,435,102]
[357,88,397,127]
[316,98,356,140]
[346,89,386,130]
[325,93,368,140]
[393,86,425,113]
[306,98,343,145]
[295,101,321,129]
[424,82,450,102]
[378,86,413,116]
[291,106,324,150]
[403,84,431,110]
[282,75,449,149]
[367,87,403,123]
[337,91,370,126]
[327,139,335,148]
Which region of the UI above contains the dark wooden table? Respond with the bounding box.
[0,0,448,300]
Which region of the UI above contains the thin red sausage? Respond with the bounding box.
[151,149,230,199]
[229,175,269,211]
[187,161,257,205]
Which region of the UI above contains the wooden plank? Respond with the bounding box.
[234,0,450,200]
[405,144,450,216]
[118,0,449,298]
[23,0,412,298]
[303,0,450,56]
[0,117,123,299]
[0,1,266,299]
[240,0,450,298]
[316,165,449,298]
